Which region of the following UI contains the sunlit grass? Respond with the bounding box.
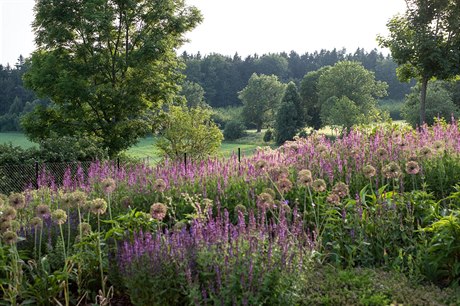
[0,132,37,148]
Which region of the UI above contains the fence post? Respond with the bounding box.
[184,152,187,172]
[238,147,241,163]
[34,160,39,189]
[117,157,120,169]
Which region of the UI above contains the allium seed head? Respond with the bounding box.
[9,193,25,209]
[312,179,327,192]
[332,182,349,198]
[101,178,116,194]
[153,178,167,193]
[257,192,274,210]
[150,203,168,221]
[2,206,17,221]
[51,209,68,225]
[36,204,51,219]
[89,198,108,215]
[376,148,388,159]
[363,165,377,178]
[255,160,268,171]
[326,193,341,205]
[234,204,247,215]
[79,222,92,236]
[383,162,401,179]
[405,161,420,175]
[2,230,18,245]
[277,178,293,193]
[29,217,43,228]
[419,146,432,158]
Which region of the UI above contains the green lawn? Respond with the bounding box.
[0,132,37,149]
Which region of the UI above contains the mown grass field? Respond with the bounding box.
[0,130,268,160]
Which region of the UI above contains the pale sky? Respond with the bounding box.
[0,0,406,66]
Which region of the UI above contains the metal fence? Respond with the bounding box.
[0,160,94,194]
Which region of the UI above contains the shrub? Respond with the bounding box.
[223,120,247,141]
[263,129,273,142]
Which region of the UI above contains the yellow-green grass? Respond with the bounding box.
[0,132,37,149]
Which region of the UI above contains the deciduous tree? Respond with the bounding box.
[23,0,202,157]
[238,74,285,132]
[378,0,460,124]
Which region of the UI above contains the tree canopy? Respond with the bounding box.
[238,73,286,132]
[156,106,223,161]
[318,61,388,128]
[378,0,460,124]
[23,0,202,157]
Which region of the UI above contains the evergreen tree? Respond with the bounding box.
[285,82,304,129]
[275,99,298,145]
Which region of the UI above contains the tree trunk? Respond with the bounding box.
[420,77,428,125]
[256,124,262,133]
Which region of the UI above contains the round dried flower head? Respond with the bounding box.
[312,179,327,192]
[29,217,43,228]
[326,193,341,205]
[90,198,108,215]
[257,192,274,210]
[0,220,11,233]
[433,140,444,151]
[36,204,51,219]
[316,144,328,154]
[51,209,67,225]
[332,182,349,198]
[153,178,167,193]
[255,160,268,171]
[60,192,73,209]
[277,178,293,194]
[2,206,17,221]
[271,166,289,179]
[79,222,92,236]
[8,193,26,209]
[299,169,312,179]
[234,204,247,215]
[120,196,133,208]
[173,221,187,231]
[150,203,168,221]
[376,148,388,159]
[383,162,401,179]
[262,188,276,199]
[101,178,116,194]
[405,161,420,175]
[2,230,18,245]
[298,173,313,186]
[419,146,432,158]
[71,190,87,207]
[399,140,409,150]
[363,165,377,178]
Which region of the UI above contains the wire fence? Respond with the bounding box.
[0,160,94,195]
[0,147,257,195]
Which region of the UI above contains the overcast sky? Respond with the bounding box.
[0,0,406,66]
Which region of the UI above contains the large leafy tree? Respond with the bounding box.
[402,81,460,127]
[238,73,285,133]
[299,66,331,129]
[318,61,387,128]
[378,0,460,124]
[23,0,202,157]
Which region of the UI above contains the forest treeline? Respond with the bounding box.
[180,48,413,108]
[0,48,414,132]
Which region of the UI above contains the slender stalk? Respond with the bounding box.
[97,213,106,296]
